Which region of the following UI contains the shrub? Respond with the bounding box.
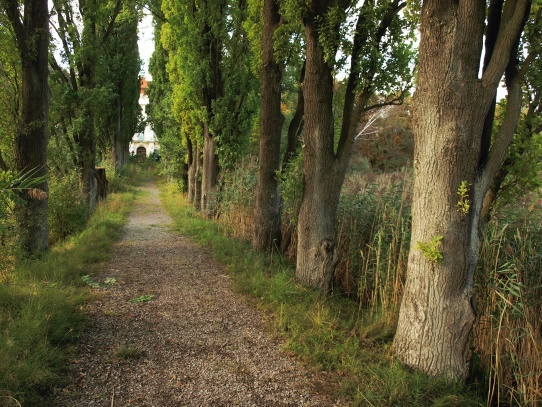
[48,170,89,244]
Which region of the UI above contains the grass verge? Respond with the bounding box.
[161,183,486,406]
[0,188,134,406]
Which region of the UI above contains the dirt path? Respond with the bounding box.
[50,180,341,406]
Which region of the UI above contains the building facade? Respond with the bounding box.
[129,77,160,159]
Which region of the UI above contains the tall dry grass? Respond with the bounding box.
[336,169,411,319]
[215,159,257,239]
[473,222,542,406]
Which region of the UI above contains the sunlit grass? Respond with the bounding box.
[0,183,135,406]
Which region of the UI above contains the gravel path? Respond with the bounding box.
[50,180,342,406]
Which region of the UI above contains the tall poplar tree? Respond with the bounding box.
[394,0,534,381]
[147,6,185,186]
[252,0,284,251]
[51,0,125,208]
[295,0,414,291]
[2,0,50,254]
[96,1,142,170]
[161,0,256,213]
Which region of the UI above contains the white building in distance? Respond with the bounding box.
[129,77,160,159]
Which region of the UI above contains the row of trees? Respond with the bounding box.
[148,0,541,383]
[0,0,143,253]
[2,0,539,389]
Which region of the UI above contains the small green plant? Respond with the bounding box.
[456,180,471,215]
[416,235,444,263]
[48,170,90,243]
[81,275,117,289]
[128,294,154,303]
[115,346,146,360]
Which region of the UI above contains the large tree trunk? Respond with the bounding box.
[295,5,343,292]
[194,143,203,211]
[187,135,196,204]
[295,0,389,292]
[110,96,124,171]
[394,0,530,381]
[253,0,284,252]
[6,0,51,254]
[200,21,222,217]
[201,123,219,216]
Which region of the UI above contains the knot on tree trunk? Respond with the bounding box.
[318,238,338,293]
[319,238,335,256]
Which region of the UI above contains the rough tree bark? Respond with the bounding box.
[394,0,531,381]
[4,0,50,254]
[187,135,196,204]
[253,0,284,252]
[201,122,219,215]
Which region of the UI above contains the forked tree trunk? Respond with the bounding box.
[394,0,530,381]
[296,0,393,292]
[5,0,51,254]
[295,6,343,292]
[253,0,284,252]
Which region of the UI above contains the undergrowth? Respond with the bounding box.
[0,171,136,406]
[161,183,485,406]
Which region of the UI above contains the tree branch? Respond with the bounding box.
[52,0,80,91]
[361,92,406,112]
[481,0,531,94]
[143,4,167,23]
[49,54,69,84]
[482,71,523,191]
[3,0,25,55]
[102,0,123,45]
[336,0,406,163]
